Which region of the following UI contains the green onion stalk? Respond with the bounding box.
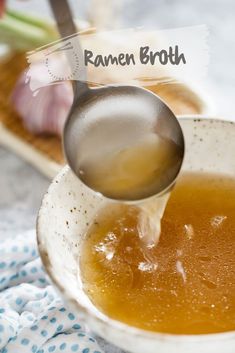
[0,9,58,51]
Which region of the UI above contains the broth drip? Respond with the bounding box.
[137,192,170,247]
[80,173,235,334]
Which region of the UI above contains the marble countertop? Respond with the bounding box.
[1,1,235,352]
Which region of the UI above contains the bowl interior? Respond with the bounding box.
[37,117,235,351]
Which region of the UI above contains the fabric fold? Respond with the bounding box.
[0,230,103,353]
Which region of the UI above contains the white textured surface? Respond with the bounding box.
[2,1,235,352]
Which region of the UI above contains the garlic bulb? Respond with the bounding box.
[11,65,73,136]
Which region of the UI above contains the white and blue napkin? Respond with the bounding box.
[0,230,103,353]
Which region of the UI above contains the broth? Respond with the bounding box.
[78,134,182,201]
[80,173,235,334]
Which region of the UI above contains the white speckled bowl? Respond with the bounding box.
[37,116,235,353]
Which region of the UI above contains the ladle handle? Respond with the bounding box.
[49,0,89,99]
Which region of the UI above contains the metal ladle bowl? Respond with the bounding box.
[49,0,185,202]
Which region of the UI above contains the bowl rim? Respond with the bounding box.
[37,114,235,343]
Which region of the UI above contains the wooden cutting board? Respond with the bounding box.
[0,51,210,179]
[0,52,64,178]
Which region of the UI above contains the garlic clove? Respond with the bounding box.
[11,66,73,136]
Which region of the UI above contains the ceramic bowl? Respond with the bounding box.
[37,116,235,353]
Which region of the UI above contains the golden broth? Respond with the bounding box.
[80,173,235,334]
[78,134,182,201]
